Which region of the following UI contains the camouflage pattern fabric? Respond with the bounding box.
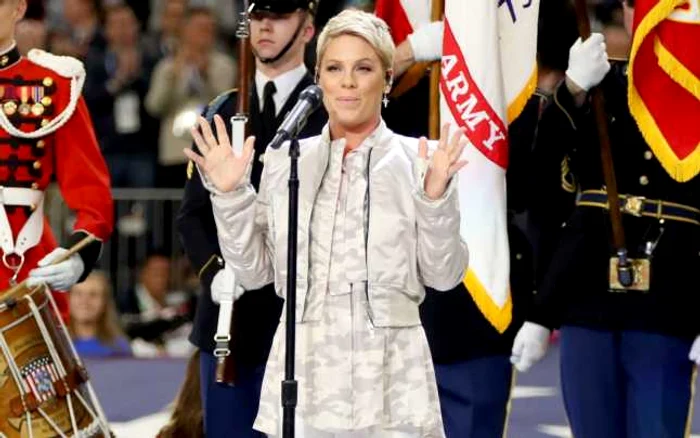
[254,138,445,437]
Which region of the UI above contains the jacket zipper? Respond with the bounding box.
[365,148,375,327]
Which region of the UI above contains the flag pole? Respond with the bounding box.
[428,0,444,139]
[573,0,633,287]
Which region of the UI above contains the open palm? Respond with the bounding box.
[419,123,468,200]
[184,115,255,193]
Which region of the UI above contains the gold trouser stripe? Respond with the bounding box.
[197,254,220,280]
[684,365,697,438]
[502,367,517,438]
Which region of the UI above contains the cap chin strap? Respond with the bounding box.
[255,17,305,65]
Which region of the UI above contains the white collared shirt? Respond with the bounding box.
[135,284,164,316]
[255,64,308,116]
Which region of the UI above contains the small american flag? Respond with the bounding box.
[21,357,57,402]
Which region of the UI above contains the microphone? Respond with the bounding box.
[268,85,323,149]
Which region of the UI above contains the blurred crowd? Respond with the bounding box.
[68,251,199,359]
[18,0,373,189]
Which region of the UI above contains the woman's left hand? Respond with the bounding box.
[419,123,468,200]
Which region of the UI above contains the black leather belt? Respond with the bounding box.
[577,189,700,226]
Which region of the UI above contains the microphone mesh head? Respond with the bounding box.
[300,85,323,109]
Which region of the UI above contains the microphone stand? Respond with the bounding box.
[282,134,300,438]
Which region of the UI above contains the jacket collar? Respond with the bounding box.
[318,118,393,152]
[0,43,20,70]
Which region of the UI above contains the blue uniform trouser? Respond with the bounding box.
[434,355,513,438]
[560,326,696,438]
[199,351,266,438]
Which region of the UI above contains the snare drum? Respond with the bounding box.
[0,283,111,438]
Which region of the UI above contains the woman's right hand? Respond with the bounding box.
[184,115,255,193]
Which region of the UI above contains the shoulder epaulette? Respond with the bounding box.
[204,88,239,123]
[27,49,85,80]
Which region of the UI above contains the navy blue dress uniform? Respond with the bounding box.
[177,73,327,436]
[529,61,700,438]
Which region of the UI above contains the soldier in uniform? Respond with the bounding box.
[176,1,326,436]
[0,0,112,319]
[511,1,700,436]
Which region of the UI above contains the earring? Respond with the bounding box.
[382,93,389,108]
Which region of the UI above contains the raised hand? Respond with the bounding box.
[419,123,468,200]
[184,115,255,193]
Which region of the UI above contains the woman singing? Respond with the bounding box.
[185,9,468,438]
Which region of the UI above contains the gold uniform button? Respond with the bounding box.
[33,161,41,170]
[0,55,8,66]
[41,96,52,106]
[515,253,523,260]
[41,119,49,127]
[36,140,45,148]
[639,175,649,186]
[644,151,653,160]
[42,77,53,87]
[3,101,16,115]
[31,182,39,190]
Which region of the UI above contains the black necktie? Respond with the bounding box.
[262,80,277,131]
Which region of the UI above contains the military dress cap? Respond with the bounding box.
[250,0,317,14]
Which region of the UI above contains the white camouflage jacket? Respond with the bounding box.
[210,121,469,327]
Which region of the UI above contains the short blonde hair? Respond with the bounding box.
[316,9,395,77]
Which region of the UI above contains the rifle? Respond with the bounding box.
[573,0,636,289]
[214,0,255,385]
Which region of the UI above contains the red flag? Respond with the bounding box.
[374,0,412,44]
[628,0,700,182]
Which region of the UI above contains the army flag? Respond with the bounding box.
[441,0,538,332]
[628,0,700,182]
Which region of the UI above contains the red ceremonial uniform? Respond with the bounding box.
[0,45,113,319]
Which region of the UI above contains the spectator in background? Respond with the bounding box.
[594,0,631,58]
[144,0,186,61]
[15,18,48,55]
[84,3,159,188]
[69,271,132,358]
[50,0,105,59]
[145,6,236,188]
[118,250,195,357]
[149,0,237,50]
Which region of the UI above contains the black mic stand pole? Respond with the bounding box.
[282,133,300,438]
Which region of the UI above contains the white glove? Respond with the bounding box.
[210,265,244,304]
[565,33,610,92]
[510,321,551,373]
[27,248,85,291]
[407,20,444,62]
[689,335,700,365]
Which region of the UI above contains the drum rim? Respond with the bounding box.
[0,284,49,312]
[0,297,50,333]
